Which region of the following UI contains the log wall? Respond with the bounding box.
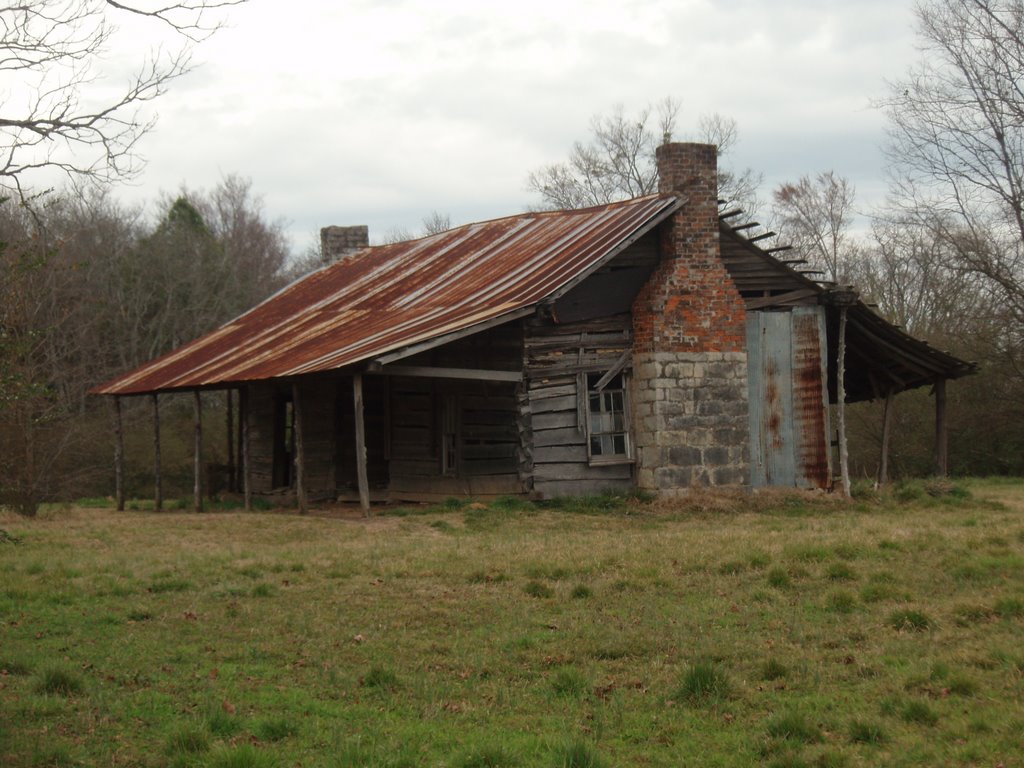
[523,314,635,499]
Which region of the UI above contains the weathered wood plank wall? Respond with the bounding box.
[524,314,635,499]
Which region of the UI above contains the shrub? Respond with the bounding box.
[767,568,791,589]
[165,724,210,755]
[363,665,400,689]
[570,584,592,599]
[0,658,31,676]
[148,577,191,593]
[36,667,84,696]
[761,659,788,681]
[825,590,856,614]
[994,597,1024,618]
[551,667,589,699]
[888,609,932,632]
[254,717,297,742]
[251,582,276,598]
[524,581,554,599]
[552,740,606,768]
[206,706,240,737]
[676,662,730,705]
[848,719,886,744]
[766,711,822,743]
[825,563,856,581]
[900,700,938,726]
[206,743,279,768]
[947,675,978,696]
[459,743,519,767]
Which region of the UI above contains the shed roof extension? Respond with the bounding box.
[93,194,682,395]
[719,223,976,401]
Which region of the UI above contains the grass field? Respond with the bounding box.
[1,480,1023,767]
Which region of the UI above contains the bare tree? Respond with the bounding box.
[771,172,857,283]
[422,210,451,235]
[527,99,762,211]
[880,0,1024,332]
[697,112,763,212]
[0,0,245,196]
[382,211,454,244]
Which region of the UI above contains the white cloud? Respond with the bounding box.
[89,0,921,249]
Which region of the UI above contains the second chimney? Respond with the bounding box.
[320,225,369,264]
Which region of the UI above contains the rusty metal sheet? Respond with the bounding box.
[93,195,681,396]
[747,311,796,487]
[747,306,831,490]
[791,306,831,489]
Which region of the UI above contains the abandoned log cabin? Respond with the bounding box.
[93,142,975,510]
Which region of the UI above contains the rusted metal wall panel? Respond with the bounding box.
[791,306,831,488]
[747,311,796,487]
[747,307,831,490]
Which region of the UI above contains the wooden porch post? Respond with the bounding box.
[240,386,252,511]
[353,373,371,516]
[836,305,851,497]
[193,390,204,513]
[236,388,244,494]
[877,388,894,488]
[113,396,125,512]
[292,381,308,514]
[226,389,235,493]
[934,378,948,477]
[152,393,162,511]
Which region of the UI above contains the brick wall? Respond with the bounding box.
[631,142,750,493]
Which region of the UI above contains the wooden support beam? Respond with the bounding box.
[747,230,776,242]
[379,364,522,382]
[114,396,125,512]
[235,388,244,494]
[226,389,235,493]
[292,382,307,514]
[353,374,371,516]
[934,378,948,477]
[745,288,819,311]
[877,389,894,488]
[730,221,759,232]
[193,391,203,513]
[837,306,851,498]
[765,245,794,254]
[592,350,631,391]
[240,386,251,512]
[152,394,162,512]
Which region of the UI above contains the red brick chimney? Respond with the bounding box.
[632,142,745,354]
[630,142,750,491]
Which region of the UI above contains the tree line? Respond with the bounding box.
[0,179,292,515]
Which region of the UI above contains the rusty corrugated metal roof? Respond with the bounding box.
[93,194,681,395]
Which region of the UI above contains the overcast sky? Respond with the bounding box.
[101,0,920,253]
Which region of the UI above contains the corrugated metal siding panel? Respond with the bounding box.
[94,195,680,395]
[747,307,831,490]
[791,306,831,489]
[747,312,796,487]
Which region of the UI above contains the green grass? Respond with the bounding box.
[1,480,1024,766]
[35,667,84,696]
[676,662,731,705]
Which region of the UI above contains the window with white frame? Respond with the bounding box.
[585,372,631,463]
